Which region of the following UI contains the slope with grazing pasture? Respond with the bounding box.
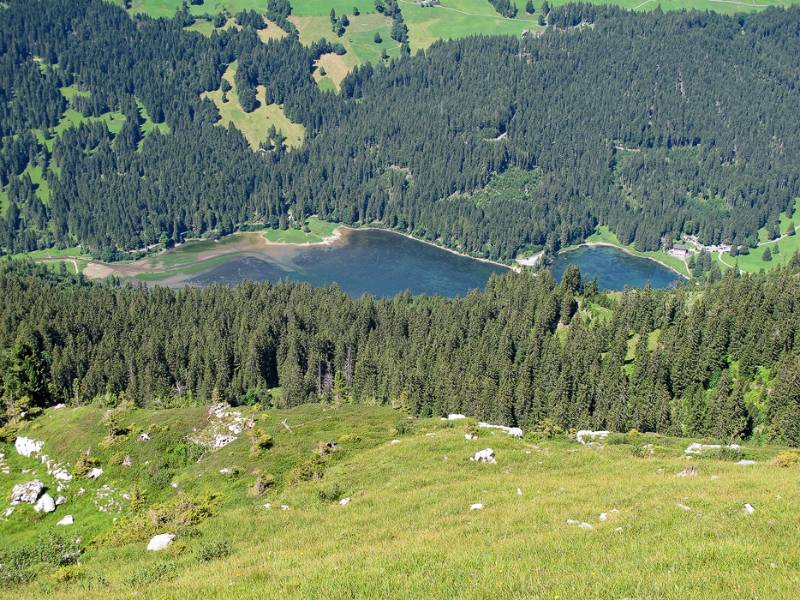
[2,404,798,599]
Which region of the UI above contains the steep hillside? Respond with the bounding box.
[2,404,799,598]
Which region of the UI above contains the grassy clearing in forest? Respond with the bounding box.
[263,217,340,244]
[721,198,800,274]
[202,63,305,150]
[2,403,799,599]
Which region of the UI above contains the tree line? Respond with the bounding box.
[2,260,800,446]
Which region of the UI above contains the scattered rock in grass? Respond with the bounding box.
[684,442,740,455]
[339,497,350,506]
[191,403,254,450]
[465,433,477,441]
[280,504,289,511]
[3,507,14,517]
[599,512,607,522]
[138,432,150,441]
[447,414,466,421]
[0,452,10,475]
[743,503,755,515]
[55,496,66,506]
[263,503,272,510]
[425,432,436,437]
[87,467,103,480]
[53,403,66,410]
[579,522,594,530]
[576,430,609,446]
[57,515,74,526]
[737,459,757,466]
[95,484,124,513]
[147,533,176,552]
[516,488,523,496]
[15,437,44,457]
[219,468,235,476]
[477,422,524,438]
[677,466,698,477]
[122,455,133,467]
[390,439,400,445]
[11,480,44,504]
[34,493,56,513]
[318,441,338,456]
[676,503,691,511]
[614,527,624,533]
[470,448,496,464]
[469,503,484,511]
[566,519,579,525]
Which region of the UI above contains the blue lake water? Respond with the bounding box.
[182,229,509,298]
[550,245,683,291]
[178,231,682,297]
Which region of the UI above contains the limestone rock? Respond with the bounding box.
[471,448,496,464]
[11,479,44,504]
[57,515,74,526]
[447,414,466,420]
[469,503,484,511]
[15,437,44,457]
[576,430,609,445]
[34,493,56,513]
[86,467,103,479]
[147,533,176,551]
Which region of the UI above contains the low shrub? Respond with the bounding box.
[72,455,99,478]
[96,494,218,547]
[317,481,345,503]
[0,532,82,587]
[124,561,176,586]
[288,454,326,483]
[249,429,274,458]
[773,450,800,468]
[711,446,743,461]
[393,419,414,436]
[194,540,232,562]
[249,473,275,496]
[526,419,565,441]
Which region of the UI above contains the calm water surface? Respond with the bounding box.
[183,229,508,298]
[178,231,682,297]
[550,245,683,290]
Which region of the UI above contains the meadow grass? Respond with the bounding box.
[263,216,339,244]
[2,403,798,599]
[202,62,305,150]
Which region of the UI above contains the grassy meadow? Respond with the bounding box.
[263,216,340,244]
[576,226,691,277]
[202,62,305,150]
[2,402,799,599]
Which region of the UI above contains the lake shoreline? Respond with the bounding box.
[559,242,689,280]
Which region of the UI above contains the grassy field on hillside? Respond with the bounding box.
[2,403,799,599]
[201,62,305,150]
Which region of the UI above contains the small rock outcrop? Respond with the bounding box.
[191,403,254,450]
[684,442,740,455]
[86,467,103,479]
[147,533,176,552]
[477,422,524,438]
[11,480,44,504]
[447,414,466,421]
[34,493,56,513]
[470,448,496,464]
[15,437,44,457]
[576,430,609,445]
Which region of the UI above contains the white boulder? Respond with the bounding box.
[15,437,44,457]
[470,448,496,464]
[685,442,740,455]
[11,479,44,504]
[469,503,484,511]
[743,503,755,515]
[55,496,67,506]
[447,414,466,421]
[34,493,56,513]
[86,467,103,480]
[464,433,477,441]
[339,497,350,506]
[138,432,150,441]
[576,430,609,445]
[579,522,594,530]
[147,533,176,552]
[737,459,757,466]
[57,515,74,526]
